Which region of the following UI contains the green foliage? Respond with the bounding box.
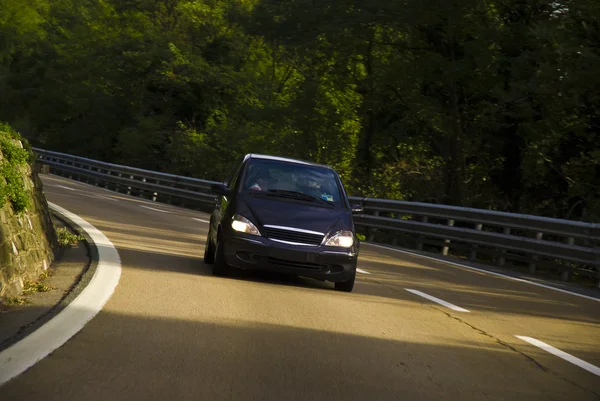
[55,226,85,247]
[3,296,27,306]
[0,0,598,220]
[0,122,32,212]
[23,281,53,293]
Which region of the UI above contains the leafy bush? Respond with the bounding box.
[55,226,85,247]
[0,122,33,213]
[23,281,53,293]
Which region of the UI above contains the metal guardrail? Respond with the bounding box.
[349,197,599,281]
[34,148,220,208]
[34,148,600,285]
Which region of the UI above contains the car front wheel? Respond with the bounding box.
[334,270,356,292]
[212,235,229,277]
[203,231,215,264]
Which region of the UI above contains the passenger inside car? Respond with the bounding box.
[247,168,274,191]
[244,162,338,203]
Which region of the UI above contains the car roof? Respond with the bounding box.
[245,154,333,169]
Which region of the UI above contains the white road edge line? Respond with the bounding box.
[405,288,470,312]
[139,205,171,213]
[48,176,115,193]
[96,195,118,202]
[365,243,600,303]
[193,218,210,223]
[357,268,370,275]
[75,193,119,203]
[55,185,76,191]
[515,336,600,376]
[45,175,200,214]
[0,202,121,386]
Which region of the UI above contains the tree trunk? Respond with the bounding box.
[445,13,463,206]
[353,39,376,191]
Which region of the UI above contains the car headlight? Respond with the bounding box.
[231,214,261,236]
[324,230,354,248]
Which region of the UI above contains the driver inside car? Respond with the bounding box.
[296,175,323,198]
[248,169,273,191]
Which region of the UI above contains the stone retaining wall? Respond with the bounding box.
[0,163,57,298]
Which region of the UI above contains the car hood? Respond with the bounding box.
[239,195,351,235]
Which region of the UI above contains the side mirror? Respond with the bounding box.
[351,204,363,214]
[211,183,231,197]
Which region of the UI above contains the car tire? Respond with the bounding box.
[203,232,215,264]
[212,235,229,277]
[334,270,356,292]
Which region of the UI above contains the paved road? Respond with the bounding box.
[1,175,598,401]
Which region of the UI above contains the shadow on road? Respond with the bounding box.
[1,305,598,401]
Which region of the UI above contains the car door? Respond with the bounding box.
[210,156,245,241]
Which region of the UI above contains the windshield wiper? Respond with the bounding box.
[265,190,335,206]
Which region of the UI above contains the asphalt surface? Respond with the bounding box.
[0,223,90,351]
[1,174,598,401]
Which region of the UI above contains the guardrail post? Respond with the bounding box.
[416,216,428,251]
[469,223,483,261]
[442,219,454,256]
[595,239,600,289]
[391,213,400,246]
[367,211,379,242]
[497,227,511,266]
[127,175,133,195]
[76,163,83,181]
[165,180,174,205]
[528,232,543,274]
[560,237,575,281]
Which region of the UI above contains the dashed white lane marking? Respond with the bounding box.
[55,185,76,191]
[193,218,210,223]
[357,268,370,275]
[71,192,118,203]
[365,243,600,304]
[96,195,118,202]
[43,190,77,199]
[515,336,600,376]
[0,203,121,386]
[405,289,470,312]
[139,205,171,213]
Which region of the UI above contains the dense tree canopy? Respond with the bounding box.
[1,0,598,220]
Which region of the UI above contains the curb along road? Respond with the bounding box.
[0,202,121,386]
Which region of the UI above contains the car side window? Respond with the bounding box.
[225,158,244,189]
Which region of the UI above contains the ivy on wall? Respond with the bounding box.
[0,122,32,213]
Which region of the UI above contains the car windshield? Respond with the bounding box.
[242,159,344,207]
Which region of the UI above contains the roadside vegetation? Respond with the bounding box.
[0,272,54,311]
[0,122,33,213]
[0,1,598,220]
[55,226,85,248]
[23,280,53,294]
[2,296,27,307]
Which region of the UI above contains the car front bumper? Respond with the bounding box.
[222,234,358,282]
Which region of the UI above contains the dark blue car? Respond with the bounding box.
[203,154,362,292]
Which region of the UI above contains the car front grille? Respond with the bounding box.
[263,226,324,246]
[267,257,326,270]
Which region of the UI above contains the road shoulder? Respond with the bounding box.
[0,215,92,352]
